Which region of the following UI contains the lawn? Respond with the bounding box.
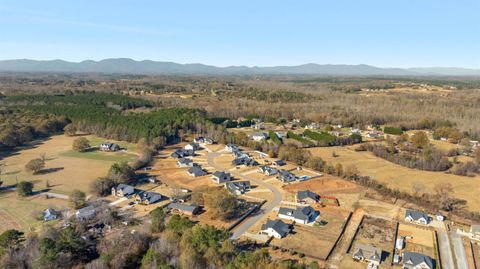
[61,149,136,162]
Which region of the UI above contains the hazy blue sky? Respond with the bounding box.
[1,0,479,68]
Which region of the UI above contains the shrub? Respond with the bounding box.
[25,158,45,174]
[383,126,403,135]
[16,181,34,197]
[72,137,90,152]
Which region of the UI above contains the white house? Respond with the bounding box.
[251,132,268,141]
[405,210,430,225]
[278,206,318,224]
[352,243,382,266]
[402,252,435,269]
[260,219,292,239]
[184,143,200,151]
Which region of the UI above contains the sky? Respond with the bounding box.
[0,0,479,68]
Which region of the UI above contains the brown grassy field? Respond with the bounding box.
[397,223,435,258]
[308,146,480,211]
[1,134,137,194]
[270,209,350,260]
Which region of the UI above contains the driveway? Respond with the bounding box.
[207,151,282,239]
[430,220,455,269]
[451,230,469,269]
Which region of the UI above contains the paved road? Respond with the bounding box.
[430,220,455,269]
[451,230,469,269]
[207,151,282,239]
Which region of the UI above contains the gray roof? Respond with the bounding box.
[273,160,286,166]
[138,191,162,204]
[171,149,195,158]
[178,158,193,164]
[167,203,198,212]
[76,205,96,218]
[405,210,429,221]
[225,181,251,194]
[251,132,267,137]
[213,171,231,180]
[188,166,206,176]
[261,219,291,237]
[352,243,382,262]
[297,190,320,201]
[116,184,135,195]
[278,206,316,221]
[403,252,435,268]
[279,170,296,181]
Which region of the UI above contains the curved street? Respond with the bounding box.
[207,151,282,239]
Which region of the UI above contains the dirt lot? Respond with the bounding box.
[397,223,435,258]
[0,134,137,194]
[269,208,350,260]
[308,146,480,211]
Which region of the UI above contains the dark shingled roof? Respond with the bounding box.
[261,219,291,237]
[403,252,435,268]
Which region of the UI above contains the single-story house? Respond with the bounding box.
[402,252,435,269]
[278,206,318,224]
[258,165,278,176]
[278,169,296,182]
[135,191,163,205]
[76,205,96,221]
[261,219,292,239]
[112,184,135,197]
[171,149,195,159]
[167,203,200,216]
[225,144,239,152]
[188,166,207,177]
[296,190,320,204]
[193,137,204,143]
[305,122,320,129]
[184,143,200,151]
[405,210,430,225]
[352,243,382,265]
[225,181,251,195]
[43,208,59,221]
[232,156,258,167]
[212,171,232,183]
[233,150,249,159]
[204,138,214,145]
[253,123,265,130]
[272,160,286,167]
[177,158,194,167]
[100,142,120,152]
[251,132,268,141]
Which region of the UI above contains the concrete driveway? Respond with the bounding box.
[430,220,455,269]
[451,230,469,269]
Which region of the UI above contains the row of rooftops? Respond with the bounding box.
[112,184,163,204]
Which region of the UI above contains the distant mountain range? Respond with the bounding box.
[0,58,479,76]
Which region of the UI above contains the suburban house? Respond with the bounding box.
[167,203,200,216]
[233,150,249,159]
[272,160,286,167]
[188,166,207,177]
[212,171,232,183]
[135,191,163,205]
[305,122,320,129]
[100,142,120,152]
[226,144,240,152]
[171,149,195,159]
[232,156,258,166]
[225,181,251,195]
[352,243,382,265]
[275,131,288,139]
[278,206,318,224]
[177,158,194,167]
[278,169,296,182]
[184,143,200,151]
[402,252,435,269]
[253,123,265,130]
[251,132,268,141]
[405,210,430,225]
[296,190,320,204]
[258,165,278,176]
[111,184,135,197]
[75,206,96,221]
[261,219,292,239]
[43,208,58,221]
[193,137,204,143]
[204,138,214,145]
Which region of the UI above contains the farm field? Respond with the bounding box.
[0,134,137,194]
[0,191,68,233]
[308,145,480,211]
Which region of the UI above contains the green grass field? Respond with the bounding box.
[61,149,137,162]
